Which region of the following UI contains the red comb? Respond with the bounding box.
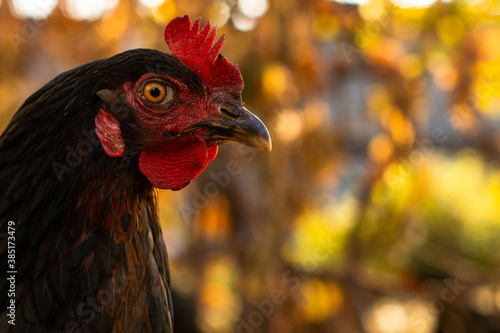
[164,16,244,91]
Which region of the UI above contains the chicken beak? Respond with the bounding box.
[200,106,272,151]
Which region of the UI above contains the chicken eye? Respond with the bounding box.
[144,82,172,104]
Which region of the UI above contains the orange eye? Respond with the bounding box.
[144,82,171,104]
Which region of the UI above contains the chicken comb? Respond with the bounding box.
[164,15,244,91]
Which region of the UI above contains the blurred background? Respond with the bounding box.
[1,0,500,332]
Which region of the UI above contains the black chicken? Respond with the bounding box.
[0,16,271,332]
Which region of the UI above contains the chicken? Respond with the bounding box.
[0,15,271,332]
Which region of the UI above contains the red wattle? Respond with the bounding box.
[138,134,218,190]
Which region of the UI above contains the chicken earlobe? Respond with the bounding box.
[95,89,127,157]
[95,109,125,157]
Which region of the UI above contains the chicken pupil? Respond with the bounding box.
[150,87,161,98]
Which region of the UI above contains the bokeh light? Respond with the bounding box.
[365,298,436,333]
[238,0,269,19]
[10,0,58,19]
[332,0,370,5]
[149,0,177,24]
[63,0,119,21]
[392,0,438,7]
[231,10,257,31]
[138,0,165,8]
[207,0,231,27]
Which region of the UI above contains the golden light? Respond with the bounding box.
[398,54,423,79]
[273,109,304,144]
[367,85,392,118]
[263,64,287,97]
[383,108,415,148]
[359,0,386,21]
[426,152,500,233]
[474,24,500,61]
[63,0,118,21]
[207,0,231,27]
[495,287,500,312]
[448,103,477,132]
[282,197,357,267]
[436,15,465,46]
[363,37,405,67]
[461,0,491,10]
[365,298,436,333]
[470,285,496,315]
[232,11,257,31]
[392,0,437,8]
[427,52,458,91]
[332,0,369,5]
[238,0,268,19]
[10,0,57,19]
[197,257,241,333]
[303,99,330,132]
[150,0,177,24]
[373,301,407,333]
[299,279,343,322]
[194,195,231,242]
[138,0,165,8]
[471,74,500,116]
[95,3,129,44]
[368,133,394,163]
[262,63,296,104]
[312,12,339,42]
